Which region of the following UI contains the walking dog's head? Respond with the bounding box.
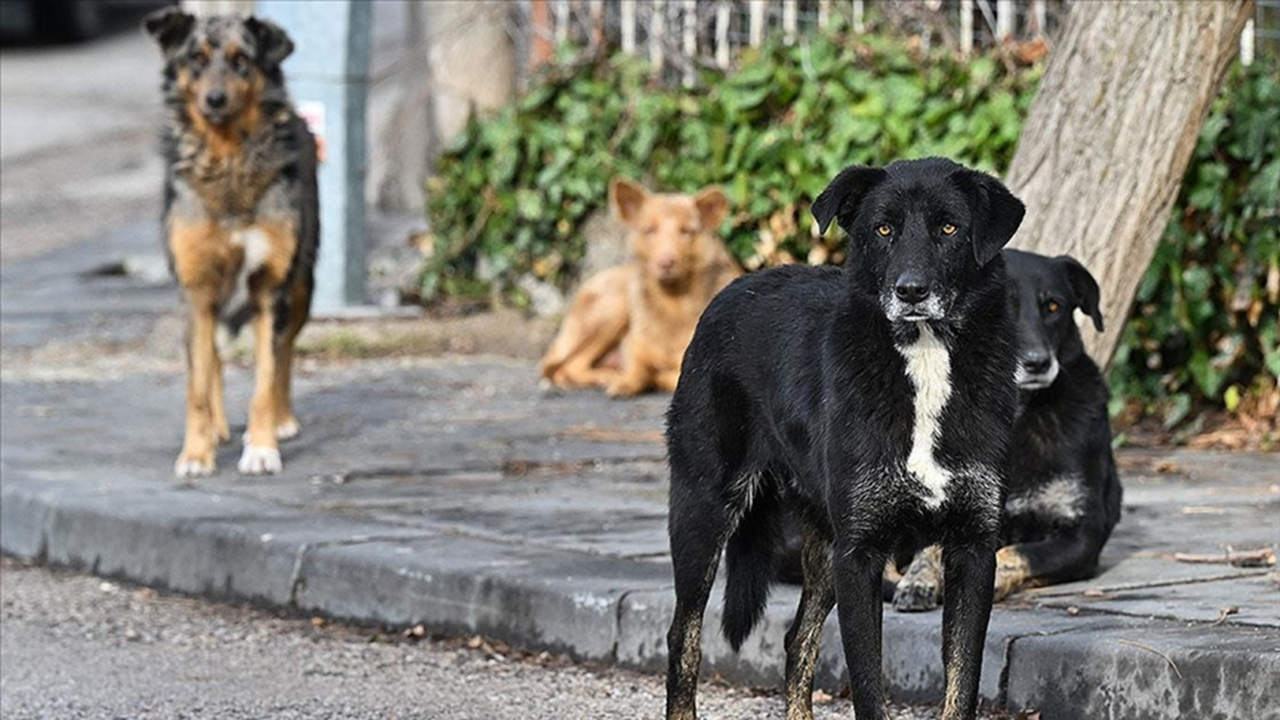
[145,9,293,129]
[610,178,731,290]
[1003,249,1104,389]
[812,157,1025,323]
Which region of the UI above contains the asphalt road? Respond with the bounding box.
[0,557,995,720]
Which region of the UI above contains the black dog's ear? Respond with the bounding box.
[245,16,295,67]
[952,170,1025,266]
[811,165,888,235]
[143,7,195,54]
[1056,255,1105,332]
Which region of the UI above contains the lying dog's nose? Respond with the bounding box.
[894,276,930,304]
[205,90,228,109]
[1022,351,1053,374]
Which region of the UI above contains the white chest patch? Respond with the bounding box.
[897,324,954,509]
[1006,474,1086,521]
[222,228,271,321]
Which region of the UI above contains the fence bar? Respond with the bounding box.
[852,0,865,34]
[784,0,798,44]
[1241,17,1256,66]
[715,0,730,67]
[818,0,830,29]
[553,0,569,43]
[530,0,554,67]
[621,0,636,54]
[683,0,697,86]
[996,0,1015,41]
[588,0,604,52]
[960,0,973,54]
[1030,0,1046,37]
[749,0,765,47]
[651,0,666,73]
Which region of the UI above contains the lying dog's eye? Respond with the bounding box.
[1046,301,1061,314]
[876,224,892,237]
[941,223,957,236]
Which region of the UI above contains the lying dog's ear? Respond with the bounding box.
[143,7,195,54]
[610,178,650,228]
[952,170,1025,266]
[811,165,888,235]
[1056,255,1105,332]
[246,16,295,68]
[694,186,730,231]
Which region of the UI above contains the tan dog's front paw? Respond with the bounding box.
[174,449,216,479]
[606,376,645,397]
[237,445,282,475]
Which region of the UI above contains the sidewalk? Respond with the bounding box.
[2,223,1277,720]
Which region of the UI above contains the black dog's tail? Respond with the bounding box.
[722,498,782,652]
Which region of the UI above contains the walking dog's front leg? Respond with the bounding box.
[175,295,220,478]
[238,301,282,475]
[940,541,997,719]
[832,545,888,720]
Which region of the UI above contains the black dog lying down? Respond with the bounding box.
[665,158,1024,720]
[893,249,1123,610]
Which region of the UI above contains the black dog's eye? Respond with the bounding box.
[231,53,250,76]
[191,52,209,72]
[941,223,957,236]
[876,224,892,237]
[1046,300,1061,314]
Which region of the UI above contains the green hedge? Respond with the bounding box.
[423,33,1278,434]
[423,33,1039,298]
[1109,61,1279,433]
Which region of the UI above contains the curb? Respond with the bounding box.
[2,472,1277,719]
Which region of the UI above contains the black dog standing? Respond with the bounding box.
[664,158,1024,720]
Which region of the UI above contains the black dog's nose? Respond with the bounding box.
[205,90,228,109]
[1022,351,1053,374]
[894,276,930,304]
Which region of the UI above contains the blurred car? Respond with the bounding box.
[0,0,172,43]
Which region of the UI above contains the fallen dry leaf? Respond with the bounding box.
[310,617,327,628]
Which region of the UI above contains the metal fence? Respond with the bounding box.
[514,0,1276,88]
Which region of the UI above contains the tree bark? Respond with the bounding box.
[1005,0,1255,367]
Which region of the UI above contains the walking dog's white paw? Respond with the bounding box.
[275,417,301,440]
[242,419,301,443]
[237,445,282,475]
[174,457,216,479]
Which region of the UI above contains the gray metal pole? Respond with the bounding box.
[257,0,370,312]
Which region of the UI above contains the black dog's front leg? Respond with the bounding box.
[832,545,888,720]
[940,542,997,719]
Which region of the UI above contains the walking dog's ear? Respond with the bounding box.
[246,16,295,68]
[811,165,888,235]
[610,177,651,228]
[952,170,1025,266]
[144,7,195,54]
[1056,255,1105,332]
[694,186,730,231]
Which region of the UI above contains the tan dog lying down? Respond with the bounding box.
[540,178,742,396]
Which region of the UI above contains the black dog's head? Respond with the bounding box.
[144,9,294,127]
[1003,249,1104,389]
[812,157,1025,323]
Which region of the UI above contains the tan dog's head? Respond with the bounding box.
[609,178,731,289]
[145,9,293,130]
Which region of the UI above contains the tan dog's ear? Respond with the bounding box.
[694,186,730,231]
[610,178,650,227]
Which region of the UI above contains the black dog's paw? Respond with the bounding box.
[892,577,942,612]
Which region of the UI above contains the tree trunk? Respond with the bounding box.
[1005,0,1255,367]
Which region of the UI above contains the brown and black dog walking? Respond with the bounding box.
[145,9,318,478]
